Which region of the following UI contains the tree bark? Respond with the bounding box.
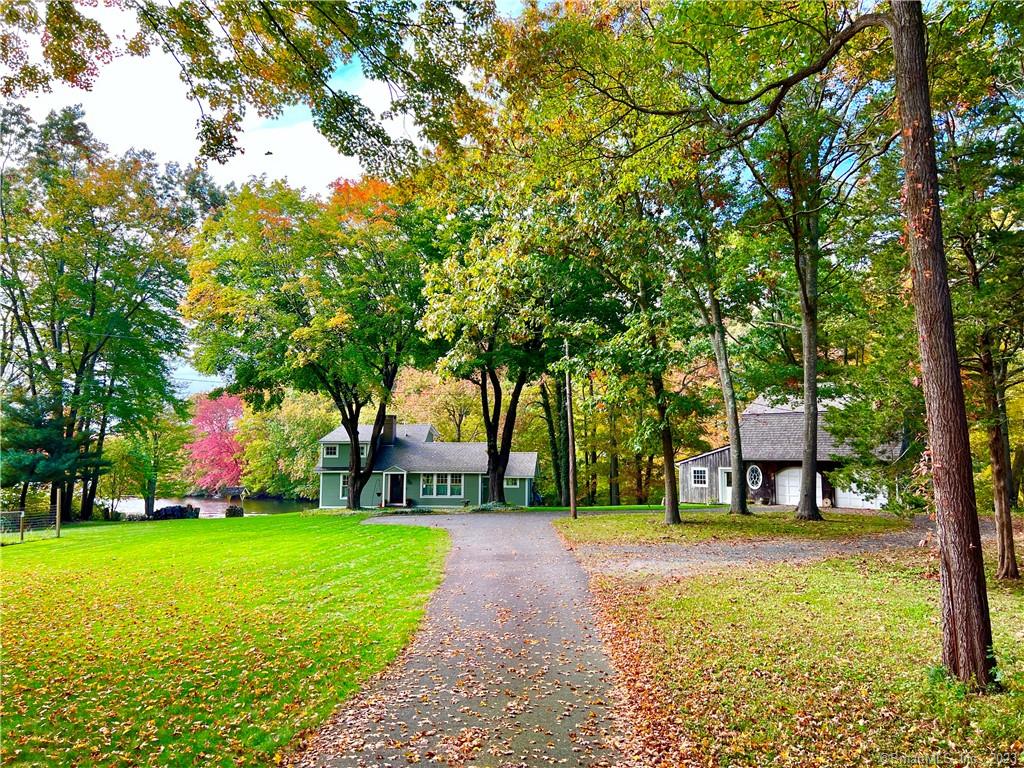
[652,373,680,524]
[608,406,621,506]
[144,476,156,517]
[587,376,598,505]
[794,165,823,521]
[633,453,645,504]
[581,400,592,505]
[708,293,750,515]
[644,455,654,503]
[481,368,529,505]
[980,348,1019,580]
[539,379,564,504]
[1012,443,1024,509]
[891,0,995,686]
[556,378,570,504]
[795,288,822,520]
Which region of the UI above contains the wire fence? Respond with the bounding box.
[0,505,60,545]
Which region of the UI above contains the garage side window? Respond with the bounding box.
[691,467,708,487]
[747,465,763,490]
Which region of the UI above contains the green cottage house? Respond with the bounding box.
[317,415,538,509]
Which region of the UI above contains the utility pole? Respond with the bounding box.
[565,339,578,520]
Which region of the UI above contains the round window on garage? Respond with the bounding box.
[747,465,763,490]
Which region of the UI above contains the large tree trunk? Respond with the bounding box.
[980,348,1019,580]
[1012,443,1024,509]
[633,453,645,504]
[481,369,529,505]
[144,477,157,517]
[708,293,749,515]
[608,406,621,506]
[891,0,995,687]
[541,376,571,505]
[342,416,367,511]
[81,406,112,520]
[587,377,598,505]
[581,399,592,505]
[539,379,565,505]
[794,183,823,521]
[644,455,654,503]
[61,478,75,522]
[652,374,680,524]
[795,297,822,521]
[556,379,570,504]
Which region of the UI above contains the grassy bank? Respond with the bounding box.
[0,513,448,767]
[554,509,909,545]
[530,503,724,513]
[596,548,1023,766]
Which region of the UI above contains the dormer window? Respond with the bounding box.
[360,443,368,459]
[323,445,338,458]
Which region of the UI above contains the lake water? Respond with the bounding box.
[109,497,317,519]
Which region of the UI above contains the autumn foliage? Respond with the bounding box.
[185,394,244,492]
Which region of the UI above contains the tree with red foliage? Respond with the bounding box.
[186,395,243,493]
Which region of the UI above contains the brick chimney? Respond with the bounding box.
[382,414,397,445]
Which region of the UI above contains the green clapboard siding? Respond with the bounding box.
[320,471,531,509]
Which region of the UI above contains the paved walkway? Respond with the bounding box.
[294,513,619,768]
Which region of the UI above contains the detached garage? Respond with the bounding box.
[677,396,897,509]
[836,484,888,510]
[774,467,823,507]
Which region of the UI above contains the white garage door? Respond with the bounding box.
[835,485,888,510]
[776,467,822,506]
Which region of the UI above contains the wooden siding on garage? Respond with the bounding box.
[677,447,731,504]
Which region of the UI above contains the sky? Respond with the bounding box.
[22,2,520,395]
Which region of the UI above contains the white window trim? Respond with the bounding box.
[691,467,708,488]
[504,477,521,488]
[339,473,350,499]
[383,470,406,506]
[323,444,338,458]
[420,472,465,498]
[747,464,763,491]
[359,443,368,459]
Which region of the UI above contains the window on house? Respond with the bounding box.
[340,473,350,498]
[359,443,368,459]
[691,467,708,487]
[420,473,463,497]
[504,477,520,488]
[324,445,338,458]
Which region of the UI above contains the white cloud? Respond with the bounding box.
[21,5,369,196]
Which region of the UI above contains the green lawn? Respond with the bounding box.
[529,503,724,512]
[596,549,1023,766]
[553,509,909,545]
[0,513,448,767]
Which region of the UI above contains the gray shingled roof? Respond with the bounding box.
[374,441,537,476]
[316,422,537,477]
[318,423,435,444]
[739,396,900,462]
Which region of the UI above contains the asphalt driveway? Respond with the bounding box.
[294,512,619,768]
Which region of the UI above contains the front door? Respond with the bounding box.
[386,473,405,506]
[719,468,732,505]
